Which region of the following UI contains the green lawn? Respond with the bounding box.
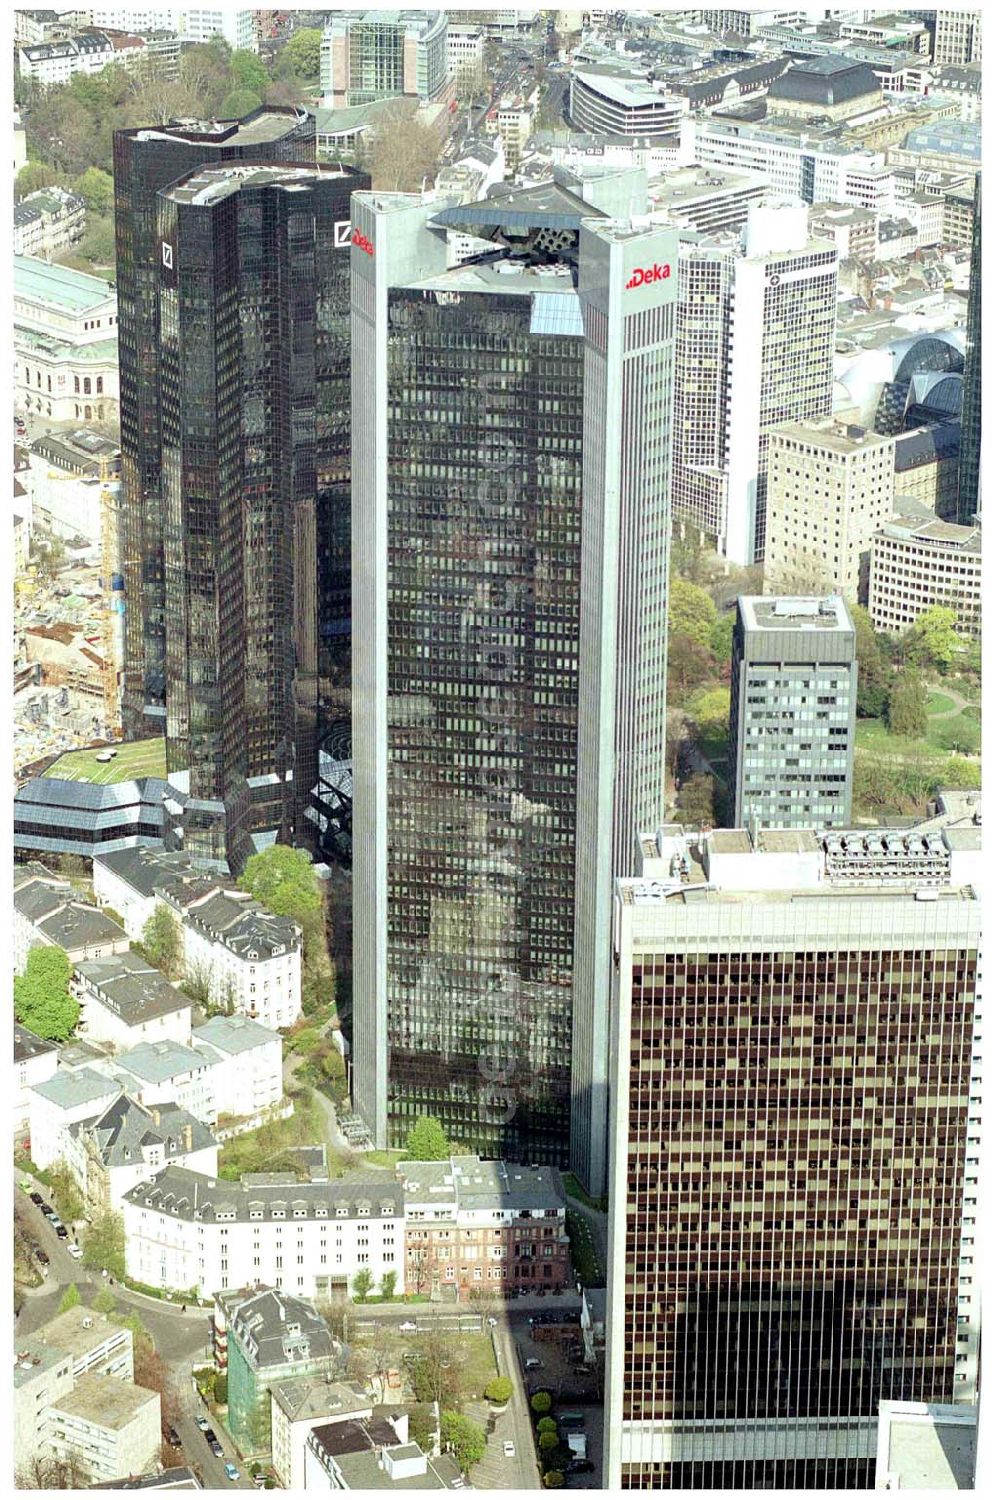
[42,738,166,784]
[925,691,958,717]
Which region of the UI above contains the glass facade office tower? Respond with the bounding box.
[155,161,367,869]
[113,109,315,741]
[605,821,981,1489]
[321,9,449,107]
[956,172,980,525]
[671,201,838,567]
[350,186,675,1182]
[728,595,857,831]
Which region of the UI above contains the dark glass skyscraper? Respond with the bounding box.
[113,109,316,741]
[956,171,980,525]
[155,161,367,869]
[351,181,676,1179]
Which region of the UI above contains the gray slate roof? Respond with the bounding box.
[71,1093,214,1168]
[31,1066,121,1111]
[112,1039,214,1084]
[14,1022,58,1064]
[75,950,191,1026]
[194,1014,280,1056]
[124,1165,403,1224]
[228,1287,339,1372]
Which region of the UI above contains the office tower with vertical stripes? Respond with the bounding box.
[605,815,981,1489]
[350,180,675,1184]
[671,199,838,567]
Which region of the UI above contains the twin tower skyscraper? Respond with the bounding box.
[114,108,678,1195]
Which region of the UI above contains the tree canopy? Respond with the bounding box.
[404,1115,451,1161]
[275,27,324,79]
[908,606,961,672]
[82,1210,126,1282]
[668,578,717,650]
[440,1411,486,1474]
[888,675,928,740]
[142,904,183,979]
[15,946,78,1041]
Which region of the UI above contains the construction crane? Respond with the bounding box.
[98,454,122,740]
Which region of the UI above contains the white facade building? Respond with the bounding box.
[693,116,897,214]
[270,1381,374,1491]
[64,1094,218,1212]
[74,950,193,1053]
[101,1040,219,1127]
[14,188,86,259]
[174,890,302,1031]
[28,1067,123,1171]
[672,201,839,565]
[193,1015,283,1120]
[15,256,119,425]
[46,1373,161,1485]
[123,1169,406,1300]
[17,33,117,87]
[15,1024,59,1138]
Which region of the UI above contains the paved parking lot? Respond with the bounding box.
[509,1320,603,1488]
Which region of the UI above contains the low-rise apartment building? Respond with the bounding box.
[28,1066,123,1171]
[122,1169,406,1302]
[31,1305,135,1381]
[304,1415,465,1490]
[14,865,129,974]
[46,1372,161,1485]
[15,1022,59,1138]
[193,1015,283,1121]
[222,1288,343,1456]
[270,1379,373,1490]
[74,950,192,1051]
[65,1094,217,1214]
[399,1155,569,1299]
[869,512,981,637]
[14,187,86,258]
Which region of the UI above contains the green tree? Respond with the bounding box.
[379,1270,398,1301]
[410,1333,463,1407]
[676,774,716,827]
[25,93,100,174]
[278,27,324,78]
[142,904,183,979]
[214,1371,228,1405]
[888,675,928,740]
[485,1376,513,1405]
[352,1267,375,1302]
[14,946,78,1041]
[220,86,264,119]
[74,214,116,266]
[240,845,320,909]
[82,1210,126,1281]
[15,160,61,198]
[94,1286,117,1316]
[408,1406,437,1454]
[440,1411,486,1474]
[537,1416,558,1434]
[364,99,441,191]
[531,1391,553,1415]
[669,578,717,649]
[74,166,114,212]
[404,1115,451,1161]
[59,1283,82,1313]
[908,605,961,672]
[708,612,734,664]
[539,1431,560,1452]
[229,49,270,94]
[849,603,892,719]
[49,1159,84,1223]
[544,1472,566,1488]
[688,685,730,742]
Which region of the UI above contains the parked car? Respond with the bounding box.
[210,1441,224,1458]
[195,1416,210,1432]
[503,1441,516,1459]
[523,1357,542,1372]
[224,1463,240,1481]
[34,1247,49,1266]
[55,1225,69,1239]
[567,1460,595,1474]
[40,1203,54,1217]
[67,1243,83,1259]
[252,1477,267,1489]
[29,1192,43,1206]
[166,1426,182,1448]
[399,1320,417,1333]
[203,1428,218,1445]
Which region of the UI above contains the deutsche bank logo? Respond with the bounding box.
[334,221,351,248]
[161,241,173,269]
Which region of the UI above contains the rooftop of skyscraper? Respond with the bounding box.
[130,106,310,149]
[737,594,855,633]
[161,161,356,207]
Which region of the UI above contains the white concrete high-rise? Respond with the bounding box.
[672,200,838,566]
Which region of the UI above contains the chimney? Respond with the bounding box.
[149,1107,160,1127]
[184,1124,193,1151]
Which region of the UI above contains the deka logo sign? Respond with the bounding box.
[352,227,374,256]
[626,262,671,289]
